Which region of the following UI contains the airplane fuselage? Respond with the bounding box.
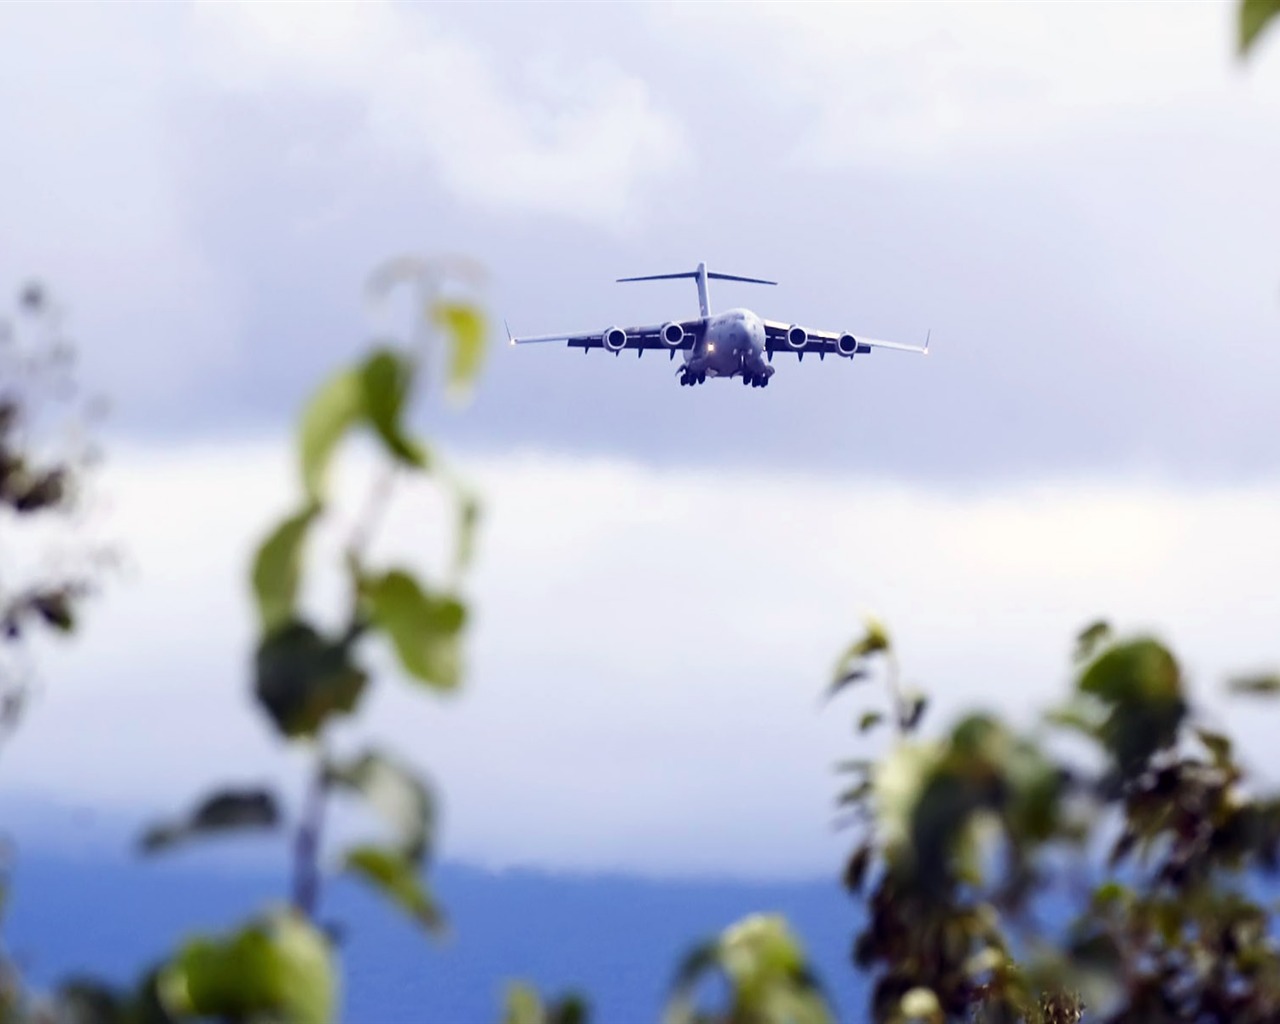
[680,307,774,387]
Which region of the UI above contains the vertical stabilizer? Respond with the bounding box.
[616,263,776,319]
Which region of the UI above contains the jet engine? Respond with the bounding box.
[602,326,627,352]
[835,333,859,357]
[786,325,807,350]
[659,322,685,348]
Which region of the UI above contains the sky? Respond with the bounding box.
[1,0,1279,880]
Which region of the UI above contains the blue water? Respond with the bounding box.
[5,852,867,1023]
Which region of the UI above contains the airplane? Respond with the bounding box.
[506,261,929,388]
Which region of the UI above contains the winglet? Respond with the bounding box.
[505,318,514,346]
[924,329,931,355]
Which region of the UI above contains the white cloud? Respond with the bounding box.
[0,5,244,402]
[188,0,687,230]
[651,0,1280,168]
[5,437,1280,878]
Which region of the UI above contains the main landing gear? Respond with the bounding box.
[740,371,770,388]
[679,367,707,386]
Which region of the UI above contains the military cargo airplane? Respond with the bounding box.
[507,261,929,388]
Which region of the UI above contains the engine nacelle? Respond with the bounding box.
[659,321,685,348]
[602,326,627,352]
[835,333,858,358]
[786,325,807,350]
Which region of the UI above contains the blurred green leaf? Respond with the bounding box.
[251,504,320,633]
[159,909,336,1024]
[1073,619,1112,664]
[298,366,364,503]
[359,347,428,470]
[665,914,832,1024]
[1240,0,1280,54]
[140,788,279,855]
[1196,727,1233,767]
[327,748,434,862]
[254,622,368,739]
[859,711,884,734]
[432,300,488,399]
[901,691,928,732]
[1078,637,1185,772]
[362,569,466,690]
[502,982,590,1024]
[341,845,444,935]
[1228,673,1280,696]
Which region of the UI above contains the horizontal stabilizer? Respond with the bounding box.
[617,271,776,286]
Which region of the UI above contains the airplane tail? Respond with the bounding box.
[617,261,775,318]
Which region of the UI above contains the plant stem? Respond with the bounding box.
[291,754,329,918]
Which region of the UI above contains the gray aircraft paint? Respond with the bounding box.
[509,261,928,389]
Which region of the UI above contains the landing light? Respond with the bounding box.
[707,343,715,352]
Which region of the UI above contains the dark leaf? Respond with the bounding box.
[859,710,884,733]
[1228,673,1280,696]
[341,844,445,935]
[845,844,873,893]
[19,282,44,311]
[1074,619,1112,663]
[32,589,75,632]
[1240,0,1280,54]
[158,910,335,1024]
[823,667,868,703]
[139,788,280,855]
[254,621,368,739]
[362,569,466,690]
[1196,727,1233,766]
[251,504,320,633]
[902,692,928,731]
[327,748,434,863]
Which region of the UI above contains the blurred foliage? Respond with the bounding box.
[664,914,834,1024]
[1240,0,1280,54]
[2,5,1278,1021]
[829,612,1280,1023]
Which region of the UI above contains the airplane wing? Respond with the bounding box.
[509,318,705,354]
[761,320,930,359]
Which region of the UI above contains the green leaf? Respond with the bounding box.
[1196,727,1233,766]
[254,622,368,739]
[829,616,890,686]
[362,569,467,690]
[1073,618,1112,663]
[1240,0,1280,54]
[359,347,428,470]
[140,788,280,855]
[251,504,320,632]
[327,748,434,862]
[432,300,488,399]
[504,983,544,1024]
[1228,673,1280,696]
[858,710,884,733]
[159,909,336,1024]
[298,365,364,503]
[341,845,445,935]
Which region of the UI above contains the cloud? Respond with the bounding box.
[0,4,244,407]
[652,0,1280,169]
[188,0,687,231]
[5,436,1280,878]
